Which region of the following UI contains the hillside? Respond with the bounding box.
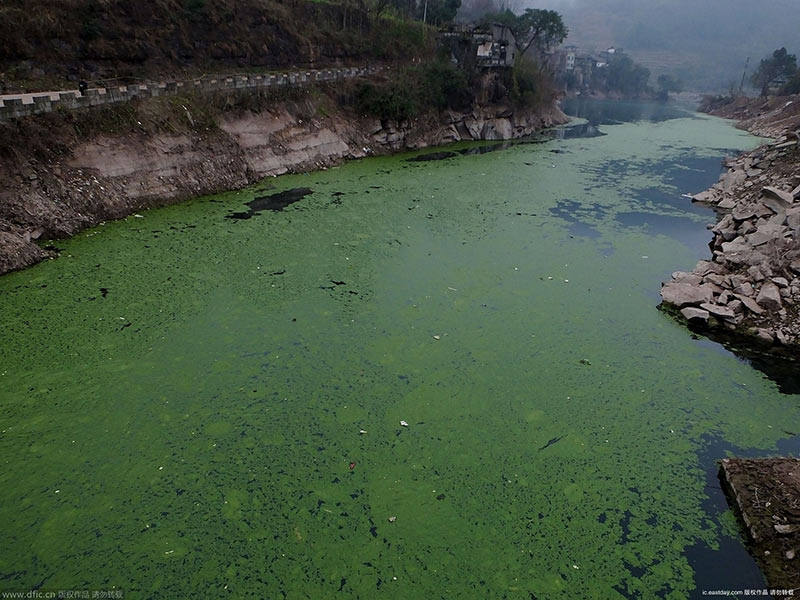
[0,0,430,92]
[522,0,800,92]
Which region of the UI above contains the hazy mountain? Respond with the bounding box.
[521,0,800,91]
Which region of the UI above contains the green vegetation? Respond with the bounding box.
[751,47,798,96]
[354,60,470,121]
[783,71,800,95]
[511,57,558,108]
[0,0,439,92]
[656,74,682,101]
[603,54,650,97]
[480,9,568,58]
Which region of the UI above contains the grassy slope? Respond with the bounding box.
[0,0,433,91]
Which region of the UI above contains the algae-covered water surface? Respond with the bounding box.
[2,100,799,598]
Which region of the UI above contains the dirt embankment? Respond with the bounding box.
[0,82,567,275]
[659,94,800,352]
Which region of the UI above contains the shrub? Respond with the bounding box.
[511,57,555,108]
[356,79,418,121]
[354,60,471,121]
[419,60,471,110]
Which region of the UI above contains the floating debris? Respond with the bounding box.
[388,516,397,522]
[400,420,409,427]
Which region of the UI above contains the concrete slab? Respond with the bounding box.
[720,457,800,597]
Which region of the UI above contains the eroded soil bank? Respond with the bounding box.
[0,81,566,275]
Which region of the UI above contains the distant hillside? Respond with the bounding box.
[0,0,431,91]
[521,0,800,92]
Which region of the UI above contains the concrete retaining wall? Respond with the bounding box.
[0,66,380,122]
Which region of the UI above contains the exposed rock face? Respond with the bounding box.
[660,281,714,307]
[0,96,568,275]
[660,124,800,350]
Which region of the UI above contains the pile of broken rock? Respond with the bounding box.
[660,134,800,348]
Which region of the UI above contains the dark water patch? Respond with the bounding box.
[615,210,709,255]
[226,188,313,219]
[684,433,800,597]
[407,151,458,162]
[662,307,800,394]
[458,142,510,156]
[552,122,607,139]
[407,142,516,163]
[549,199,605,239]
[563,98,697,124]
[661,156,726,202]
[688,327,800,395]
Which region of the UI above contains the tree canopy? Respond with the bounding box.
[656,74,682,100]
[751,47,797,96]
[482,8,568,58]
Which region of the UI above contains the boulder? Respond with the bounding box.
[671,272,703,286]
[739,220,756,235]
[692,190,716,203]
[699,302,737,320]
[762,186,794,205]
[661,282,714,307]
[733,282,755,297]
[718,197,736,210]
[680,307,710,323]
[735,294,765,314]
[761,196,790,214]
[732,205,758,221]
[754,328,775,343]
[772,277,789,288]
[705,273,727,287]
[747,231,773,246]
[719,242,765,266]
[728,299,744,314]
[721,170,747,190]
[756,282,783,311]
[793,184,800,199]
[712,214,734,233]
[695,260,723,276]
[787,208,800,230]
[791,259,800,275]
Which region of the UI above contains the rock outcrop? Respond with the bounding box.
[0,96,567,275]
[660,128,800,350]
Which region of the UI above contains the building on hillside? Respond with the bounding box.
[439,23,518,71]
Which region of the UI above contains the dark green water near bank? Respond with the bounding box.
[2,100,798,598]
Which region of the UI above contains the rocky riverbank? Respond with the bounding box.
[0,87,566,275]
[660,98,800,351]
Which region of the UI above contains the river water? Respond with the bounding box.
[2,100,799,598]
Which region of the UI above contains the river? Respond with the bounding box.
[1,99,798,598]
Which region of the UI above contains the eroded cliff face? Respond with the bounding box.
[0,97,567,275]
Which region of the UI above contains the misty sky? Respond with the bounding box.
[517,0,800,90]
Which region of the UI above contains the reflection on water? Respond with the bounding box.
[563,97,699,124]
